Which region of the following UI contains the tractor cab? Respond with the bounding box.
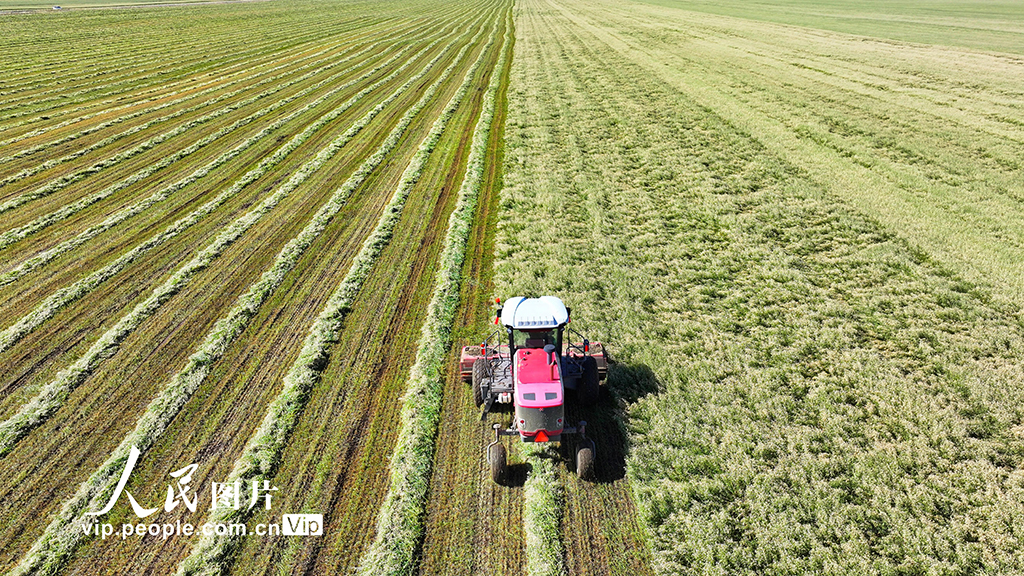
[459,296,607,483]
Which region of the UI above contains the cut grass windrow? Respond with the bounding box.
[522,444,567,576]
[0,40,342,171]
[173,19,495,576]
[0,33,406,216]
[0,47,383,288]
[0,13,353,126]
[0,17,396,145]
[0,25,434,263]
[0,30,462,460]
[0,45,385,251]
[355,12,510,574]
[2,21,478,575]
[0,38,367,186]
[0,31,290,128]
[0,15,423,167]
[0,33,443,358]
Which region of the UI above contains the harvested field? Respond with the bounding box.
[0,0,536,574]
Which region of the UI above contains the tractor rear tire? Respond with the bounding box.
[578,357,600,405]
[489,443,507,485]
[576,439,595,481]
[472,357,487,407]
[577,436,593,477]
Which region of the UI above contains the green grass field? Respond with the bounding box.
[2,0,1023,574]
[502,0,1024,573]
[638,0,1024,54]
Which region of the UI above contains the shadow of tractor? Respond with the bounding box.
[562,360,661,484]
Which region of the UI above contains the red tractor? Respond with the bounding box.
[459,296,607,483]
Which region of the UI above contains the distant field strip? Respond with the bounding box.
[0,6,369,124]
[0,32,309,134]
[0,15,418,166]
[0,38,370,185]
[0,43,386,214]
[506,0,1024,573]
[0,18,322,125]
[0,37,406,250]
[634,0,1024,54]
[0,27,464,459]
[0,35,355,165]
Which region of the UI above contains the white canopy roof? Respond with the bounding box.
[500,296,569,329]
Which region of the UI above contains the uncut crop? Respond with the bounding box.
[502,0,1024,574]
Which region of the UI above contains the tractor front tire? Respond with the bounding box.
[472,357,487,407]
[576,439,595,481]
[578,357,600,405]
[489,443,507,485]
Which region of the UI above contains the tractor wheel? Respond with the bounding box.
[576,439,595,481]
[578,356,600,405]
[472,357,487,407]
[488,443,507,485]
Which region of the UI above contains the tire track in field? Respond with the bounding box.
[0,29,461,456]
